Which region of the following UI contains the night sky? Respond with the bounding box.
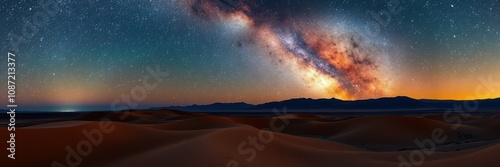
[1,0,500,111]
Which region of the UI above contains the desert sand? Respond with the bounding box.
[1,110,499,167]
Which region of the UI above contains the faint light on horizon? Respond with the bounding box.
[59,109,76,112]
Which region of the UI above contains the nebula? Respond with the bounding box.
[184,0,388,100]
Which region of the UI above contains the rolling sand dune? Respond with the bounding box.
[1,110,499,167]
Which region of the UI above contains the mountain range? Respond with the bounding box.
[161,96,500,112]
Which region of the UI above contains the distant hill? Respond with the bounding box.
[421,98,500,109]
[159,102,254,112]
[158,96,500,112]
[251,98,343,110]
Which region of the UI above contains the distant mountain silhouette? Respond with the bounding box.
[251,98,343,110]
[163,102,253,112]
[159,96,500,112]
[421,98,500,109]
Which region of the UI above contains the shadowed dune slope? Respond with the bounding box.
[1,110,499,167]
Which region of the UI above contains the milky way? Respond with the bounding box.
[185,0,388,99]
[1,0,499,111]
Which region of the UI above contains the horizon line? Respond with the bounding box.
[3,95,500,112]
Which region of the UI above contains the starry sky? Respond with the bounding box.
[1,0,500,111]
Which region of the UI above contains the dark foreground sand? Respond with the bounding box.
[1,110,499,167]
